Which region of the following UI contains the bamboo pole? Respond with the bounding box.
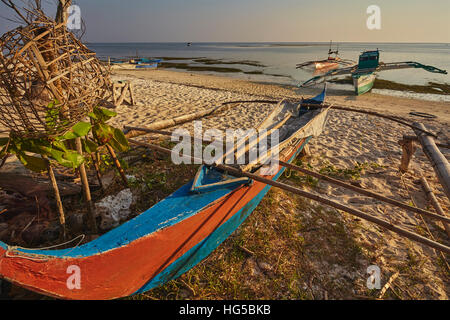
[44,156,66,239]
[302,103,438,139]
[402,135,449,150]
[129,139,450,255]
[277,160,450,224]
[413,122,450,201]
[75,138,97,233]
[90,152,104,190]
[106,144,128,187]
[420,176,450,238]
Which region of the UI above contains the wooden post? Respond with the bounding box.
[75,138,97,233]
[44,157,66,239]
[420,176,450,238]
[56,0,72,24]
[413,122,450,201]
[398,137,417,173]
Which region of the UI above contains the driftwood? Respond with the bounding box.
[413,123,450,201]
[378,272,400,299]
[420,176,450,238]
[124,105,233,139]
[124,99,279,139]
[0,172,81,197]
[129,139,450,255]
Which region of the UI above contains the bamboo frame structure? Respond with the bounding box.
[0,13,111,138]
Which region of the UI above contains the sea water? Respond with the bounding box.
[88,42,450,101]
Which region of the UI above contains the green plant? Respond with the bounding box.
[0,106,129,173]
[88,107,129,152]
[0,121,91,172]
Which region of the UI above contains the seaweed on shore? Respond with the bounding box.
[159,62,242,73]
[154,56,205,61]
[193,58,266,68]
[330,77,450,95]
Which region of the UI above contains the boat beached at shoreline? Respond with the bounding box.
[0,88,329,300]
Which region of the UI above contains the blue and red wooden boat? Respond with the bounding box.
[0,88,329,300]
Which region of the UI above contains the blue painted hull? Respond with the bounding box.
[134,137,311,294]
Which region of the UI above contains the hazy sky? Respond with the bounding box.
[0,0,449,43]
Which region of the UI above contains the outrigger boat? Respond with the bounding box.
[296,41,355,72]
[300,49,447,95]
[110,58,162,70]
[0,87,329,299]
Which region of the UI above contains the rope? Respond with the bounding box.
[5,234,86,262]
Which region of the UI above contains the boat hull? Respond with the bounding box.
[0,137,311,300]
[0,88,329,299]
[352,73,376,95]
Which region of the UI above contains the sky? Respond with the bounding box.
[0,0,449,43]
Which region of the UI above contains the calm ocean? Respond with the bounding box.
[88,42,449,99]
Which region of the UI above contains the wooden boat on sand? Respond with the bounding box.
[110,58,162,70]
[0,88,329,299]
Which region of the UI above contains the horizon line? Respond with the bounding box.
[85,41,450,44]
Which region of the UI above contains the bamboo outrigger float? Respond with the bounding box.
[0,88,330,299]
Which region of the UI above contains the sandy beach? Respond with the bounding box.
[110,69,449,299]
[0,68,448,299]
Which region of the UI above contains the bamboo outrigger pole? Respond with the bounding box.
[125,127,450,224]
[413,122,450,201]
[302,103,439,138]
[128,139,450,255]
[420,176,450,238]
[277,160,450,224]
